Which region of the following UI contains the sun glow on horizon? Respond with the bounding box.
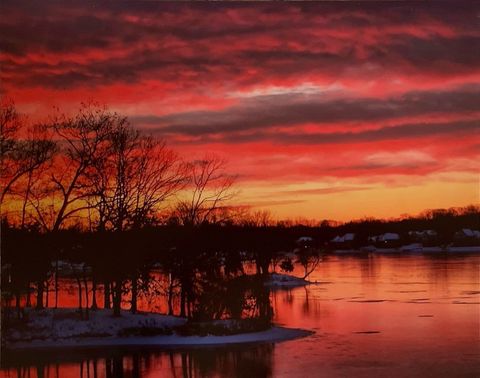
[1,2,479,221]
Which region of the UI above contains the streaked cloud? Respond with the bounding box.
[1,1,478,219]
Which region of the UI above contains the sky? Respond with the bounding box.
[1,1,479,221]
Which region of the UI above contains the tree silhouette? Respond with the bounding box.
[175,155,236,226]
[0,100,55,210]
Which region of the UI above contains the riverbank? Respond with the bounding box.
[3,308,312,351]
[330,245,480,254]
[264,273,314,288]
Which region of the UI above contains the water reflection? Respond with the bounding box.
[2,254,480,377]
[3,344,274,378]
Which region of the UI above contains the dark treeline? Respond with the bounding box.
[1,222,296,322]
[2,205,478,322]
[306,205,480,248]
[0,100,309,328]
[1,100,479,325]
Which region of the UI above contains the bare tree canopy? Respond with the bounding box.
[1,103,235,232]
[92,124,186,231]
[174,155,237,226]
[26,103,124,231]
[0,100,56,211]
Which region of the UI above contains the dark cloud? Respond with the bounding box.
[271,186,373,197]
[383,35,480,72]
[1,1,479,90]
[135,85,480,137]
[170,119,479,146]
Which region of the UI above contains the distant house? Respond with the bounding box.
[369,232,401,248]
[296,236,314,249]
[330,233,355,249]
[453,229,480,246]
[408,230,438,245]
[455,229,480,238]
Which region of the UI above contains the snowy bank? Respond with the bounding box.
[264,273,311,288]
[7,326,312,351]
[3,309,312,351]
[5,308,187,343]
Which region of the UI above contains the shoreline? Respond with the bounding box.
[2,308,313,352]
[5,326,313,351]
[330,246,480,254]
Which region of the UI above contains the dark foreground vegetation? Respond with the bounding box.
[2,205,478,322]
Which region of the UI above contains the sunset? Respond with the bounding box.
[1,2,479,378]
[2,2,479,221]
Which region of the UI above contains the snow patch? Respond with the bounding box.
[265,273,310,287]
[4,309,313,351]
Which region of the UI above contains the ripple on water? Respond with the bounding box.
[353,331,381,334]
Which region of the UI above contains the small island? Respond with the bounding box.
[4,307,312,351]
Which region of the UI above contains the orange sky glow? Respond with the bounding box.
[1,2,479,221]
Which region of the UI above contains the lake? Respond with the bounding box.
[2,254,479,377]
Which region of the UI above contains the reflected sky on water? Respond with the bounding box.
[2,254,479,377]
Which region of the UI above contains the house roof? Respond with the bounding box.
[459,229,480,238]
[297,236,313,242]
[331,233,355,243]
[377,233,400,241]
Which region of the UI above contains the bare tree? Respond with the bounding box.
[90,124,186,315]
[241,210,274,227]
[0,100,55,212]
[29,104,122,231]
[92,125,186,232]
[296,248,321,280]
[175,155,236,226]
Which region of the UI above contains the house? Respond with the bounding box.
[330,233,355,249]
[453,229,480,246]
[296,236,314,249]
[370,232,401,248]
[408,230,438,245]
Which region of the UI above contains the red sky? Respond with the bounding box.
[1,2,479,221]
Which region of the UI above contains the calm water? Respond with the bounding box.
[2,254,480,377]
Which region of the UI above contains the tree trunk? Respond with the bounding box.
[104,280,111,309]
[20,170,33,229]
[106,358,113,378]
[45,280,49,308]
[181,353,188,378]
[256,259,262,275]
[36,280,44,309]
[261,259,270,276]
[54,260,59,308]
[36,364,45,378]
[113,280,122,317]
[26,283,31,307]
[130,275,138,314]
[132,353,140,378]
[76,276,83,319]
[113,356,124,378]
[15,291,21,319]
[167,274,174,316]
[180,282,186,318]
[83,268,89,320]
[187,294,192,319]
[91,276,98,310]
